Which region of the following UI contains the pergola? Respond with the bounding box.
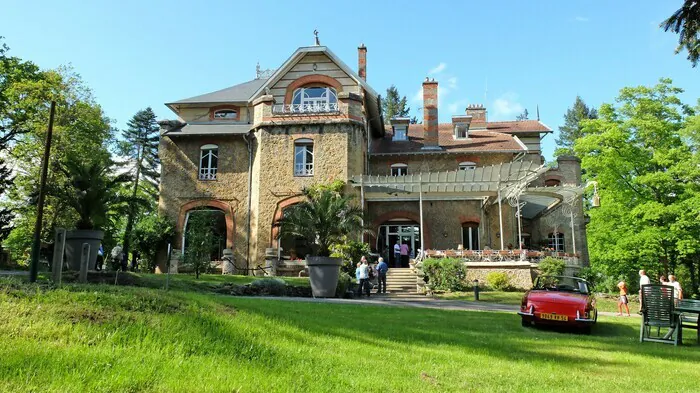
[349,160,584,251]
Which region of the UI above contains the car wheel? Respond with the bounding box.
[521,319,530,328]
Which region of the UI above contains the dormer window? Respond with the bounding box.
[391,163,408,176]
[291,86,338,111]
[211,107,239,121]
[459,161,476,171]
[392,126,408,141]
[455,124,469,139]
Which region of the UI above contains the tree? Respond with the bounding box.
[381,85,410,121]
[119,108,160,269]
[661,0,700,67]
[2,65,116,264]
[515,109,529,121]
[0,38,45,246]
[574,78,700,296]
[130,214,175,272]
[555,96,598,157]
[183,211,218,279]
[277,184,366,257]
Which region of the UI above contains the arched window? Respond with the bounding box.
[545,179,561,187]
[199,144,218,180]
[294,139,314,176]
[213,109,238,120]
[291,86,338,112]
[548,232,565,252]
[459,161,477,171]
[461,222,480,250]
[391,163,408,176]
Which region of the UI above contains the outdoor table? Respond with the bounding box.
[675,299,700,345]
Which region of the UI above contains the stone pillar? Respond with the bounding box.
[264,247,279,277]
[222,248,235,275]
[168,250,181,274]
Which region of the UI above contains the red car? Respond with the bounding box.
[518,275,597,333]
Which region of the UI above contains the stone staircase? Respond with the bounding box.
[385,268,420,296]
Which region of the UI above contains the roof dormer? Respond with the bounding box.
[390,116,410,142]
[452,115,472,139]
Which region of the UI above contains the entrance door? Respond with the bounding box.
[377,221,420,267]
[461,223,479,250]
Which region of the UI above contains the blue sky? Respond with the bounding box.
[3,0,697,160]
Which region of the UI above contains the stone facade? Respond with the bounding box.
[158,43,590,273]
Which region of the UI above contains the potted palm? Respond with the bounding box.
[277,185,366,297]
[51,155,131,270]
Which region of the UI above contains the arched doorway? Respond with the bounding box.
[182,208,227,261]
[376,219,421,268]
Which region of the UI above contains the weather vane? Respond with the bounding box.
[314,29,320,46]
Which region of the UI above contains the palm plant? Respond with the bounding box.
[277,187,367,257]
[51,155,133,230]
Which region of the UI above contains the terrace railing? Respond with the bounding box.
[272,103,340,114]
[418,249,580,264]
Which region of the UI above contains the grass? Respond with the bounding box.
[435,290,640,313]
[1,278,699,392]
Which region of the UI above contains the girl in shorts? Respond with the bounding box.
[617,281,630,316]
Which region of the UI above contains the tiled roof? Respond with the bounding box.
[168,79,268,105]
[484,120,552,133]
[372,123,526,155]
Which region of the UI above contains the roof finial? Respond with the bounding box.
[536,104,540,121]
[314,29,320,46]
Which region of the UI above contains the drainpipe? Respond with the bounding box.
[244,131,254,274]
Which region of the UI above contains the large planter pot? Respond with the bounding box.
[65,230,104,271]
[306,256,343,298]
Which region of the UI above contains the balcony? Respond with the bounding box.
[199,168,217,181]
[272,103,340,114]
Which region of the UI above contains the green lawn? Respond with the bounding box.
[1,278,698,393]
[436,290,639,313]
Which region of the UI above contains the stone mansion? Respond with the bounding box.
[157,42,589,272]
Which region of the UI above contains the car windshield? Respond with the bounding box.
[533,276,590,294]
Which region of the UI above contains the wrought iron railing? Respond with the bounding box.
[294,163,314,176]
[417,249,580,263]
[199,169,217,180]
[272,103,339,114]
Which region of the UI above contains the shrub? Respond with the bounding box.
[486,272,513,291]
[335,272,353,298]
[131,214,175,272]
[421,258,467,291]
[249,278,287,296]
[538,257,566,276]
[576,266,605,289]
[330,239,370,275]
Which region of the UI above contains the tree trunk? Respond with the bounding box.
[122,146,143,270]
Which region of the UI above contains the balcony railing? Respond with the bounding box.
[199,168,217,180]
[294,163,314,176]
[272,103,339,114]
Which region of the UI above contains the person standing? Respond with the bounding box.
[617,281,631,316]
[400,242,409,268]
[638,269,651,312]
[357,257,370,297]
[393,241,401,268]
[669,275,683,302]
[355,262,362,288]
[376,257,388,294]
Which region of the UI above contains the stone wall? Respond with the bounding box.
[158,134,251,270]
[368,153,516,176]
[249,122,365,264]
[465,261,534,290]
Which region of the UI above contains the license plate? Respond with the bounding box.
[540,313,568,321]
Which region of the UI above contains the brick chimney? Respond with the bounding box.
[466,104,487,122]
[358,43,367,81]
[422,78,440,150]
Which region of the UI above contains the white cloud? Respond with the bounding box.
[447,77,458,89]
[575,16,589,22]
[492,92,524,120]
[428,62,446,75]
[448,99,469,114]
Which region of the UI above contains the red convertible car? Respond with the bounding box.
[518,276,597,333]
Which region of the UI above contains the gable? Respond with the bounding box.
[268,52,360,104]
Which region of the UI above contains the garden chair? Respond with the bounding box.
[482,249,493,262]
[463,250,474,262]
[640,284,680,345]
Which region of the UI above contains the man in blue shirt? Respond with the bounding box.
[376,257,388,294]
